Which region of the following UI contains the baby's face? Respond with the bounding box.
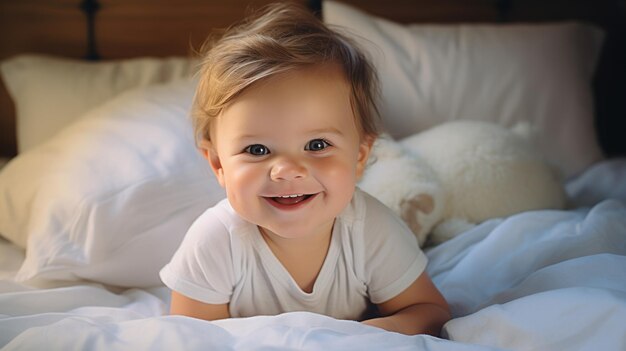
[204,64,372,241]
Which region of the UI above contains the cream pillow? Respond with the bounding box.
[0,80,225,287]
[1,55,197,152]
[323,1,604,178]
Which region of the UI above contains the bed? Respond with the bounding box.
[1,0,625,350]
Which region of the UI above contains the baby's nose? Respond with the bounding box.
[270,158,308,181]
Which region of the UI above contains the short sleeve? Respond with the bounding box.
[360,192,428,304]
[159,203,237,304]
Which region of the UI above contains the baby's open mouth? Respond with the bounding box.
[269,194,314,205]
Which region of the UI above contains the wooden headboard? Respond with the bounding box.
[1,0,624,159]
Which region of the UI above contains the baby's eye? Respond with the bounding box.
[305,139,331,152]
[244,144,270,156]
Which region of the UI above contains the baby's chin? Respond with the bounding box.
[257,218,336,241]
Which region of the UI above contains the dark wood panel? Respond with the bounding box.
[331,0,500,23]
[507,0,620,23]
[0,81,15,157]
[0,1,86,60]
[96,0,307,59]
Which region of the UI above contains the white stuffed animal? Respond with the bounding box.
[359,120,566,246]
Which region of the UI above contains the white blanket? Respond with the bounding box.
[1,159,626,350]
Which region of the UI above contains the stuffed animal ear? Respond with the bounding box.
[400,194,434,236]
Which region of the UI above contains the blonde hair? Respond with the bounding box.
[192,1,380,143]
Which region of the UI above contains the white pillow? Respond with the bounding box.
[0,80,225,288]
[323,1,604,178]
[1,54,197,153]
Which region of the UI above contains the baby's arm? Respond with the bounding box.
[170,291,230,321]
[362,272,450,336]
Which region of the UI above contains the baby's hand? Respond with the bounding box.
[359,273,451,336]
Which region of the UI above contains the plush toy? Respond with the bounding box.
[359,120,566,246]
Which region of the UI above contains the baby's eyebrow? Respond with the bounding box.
[233,133,263,142]
[308,127,344,136]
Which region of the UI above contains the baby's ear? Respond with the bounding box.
[356,135,375,179]
[198,139,226,188]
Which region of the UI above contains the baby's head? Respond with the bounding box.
[192,2,381,239]
[192,1,380,144]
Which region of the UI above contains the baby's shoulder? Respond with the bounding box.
[342,188,388,221]
[352,189,406,226]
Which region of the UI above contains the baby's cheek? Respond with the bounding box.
[315,157,359,193]
[229,162,264,181]
[223,163,263,197]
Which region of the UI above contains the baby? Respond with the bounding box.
[160,2,450,336]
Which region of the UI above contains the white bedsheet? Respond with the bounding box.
[1,159,626,350]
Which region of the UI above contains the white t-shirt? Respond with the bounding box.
[160,188,427,320]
